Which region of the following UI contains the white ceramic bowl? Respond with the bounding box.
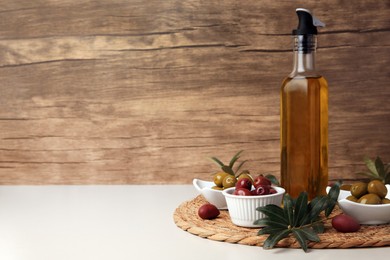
[222,186,285,228]
[327,184,390,225]
[192,179,227,209]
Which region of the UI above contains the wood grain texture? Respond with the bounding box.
[0,0,389,184]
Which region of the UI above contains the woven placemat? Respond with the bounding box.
[173,195,390,249]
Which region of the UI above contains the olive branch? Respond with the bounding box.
[254,183,340,252]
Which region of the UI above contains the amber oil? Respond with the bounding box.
[280,35,328,200]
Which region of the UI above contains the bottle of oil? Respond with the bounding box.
[281,8,328,200]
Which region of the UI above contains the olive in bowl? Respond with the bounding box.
[222,186,285,228]
[193,179,227,209]
[328,184,390,225]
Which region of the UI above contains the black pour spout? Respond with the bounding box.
[293,8,325,35]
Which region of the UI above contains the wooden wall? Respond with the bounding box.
[0,0,389,184]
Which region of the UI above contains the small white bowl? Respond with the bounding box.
[222,187,285,228]
[328,184,390,225]
[193,179,227,209]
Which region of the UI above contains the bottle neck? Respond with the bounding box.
[290,35,319,77]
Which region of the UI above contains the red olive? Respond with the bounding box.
[269,187,277,194]
[233,188,252,196]
[331,214,360,233]
[198,204,220,220]
[235,178,252,190]
[254,185,270,195]
[254,175,272,188]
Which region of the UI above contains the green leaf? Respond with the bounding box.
[301,196,324,225]
[307,196,321,210]
[254,177,355,252]
[386,172,390,185]
[301,227,320,242]
[308,196,328,220]
[312,222,325,233]
[234,160,248,175]
[237,170,250,177]
[210,157,225,168]
[263,229,291,250]
[325,183,340,217]
[221,165,235,175]
[258,226,286,235]
[364,156,379,176]
[291,227,321,252]
[385,163,390,174]
[283,194,294,225]
[257,204,285,216]
[328,182,341,202]
[292,229,308,252]
[257,205,289,225]
[384,163,390,184]
[325,200,336,217]
[265,174,280,186]
[299,213,313,226]
[253,218,288,229]
[293,192,308,226]
[375,156,385,179]
[357,171,378,179]
[229,150,244,168]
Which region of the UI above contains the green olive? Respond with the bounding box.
[211,186,223,190]
[381,198,390,204]
[213,172,229,187]
[350,182,368,198]
[346,195,358,203]
[340,184,352,191]
[367,180,387,199]
[222,175,237,188]
[237,173,253,184]
[358,193,381,204]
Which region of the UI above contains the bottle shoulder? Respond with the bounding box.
[288,70,325,78]
[282,75,328,85]
[281,75,328,90]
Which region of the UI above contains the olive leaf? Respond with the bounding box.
[293,192,308,226]
[263,230,291,250]
[221,165,235,175]
[283,194,294,225]
[308,196,328,220]
[229,150,244,168]
[292,227,321,252]
[359,156,389,184]
[254,218,288,229]
[256,204,288,225]
[235,160,248,175]
[364,156,379,177]
[236,169,250,177]
[292,229,308,252]
[375,157,385,179]
[325,182,340,217]
[327,183,340,202]
[210,157,224,168]
[210,151,248,176]
[385,163,390,175]
[311,222,325,233]
[255,183,340,252]
[300,227,320,242]
[265,174,280,186]
[258,226,286,235]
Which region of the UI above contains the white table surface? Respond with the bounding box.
[0,185,388,260]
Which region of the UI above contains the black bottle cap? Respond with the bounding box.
[292,8,325,35]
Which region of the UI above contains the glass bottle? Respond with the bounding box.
[280,9,328,200]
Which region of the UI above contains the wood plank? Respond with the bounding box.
[0,0,389,184]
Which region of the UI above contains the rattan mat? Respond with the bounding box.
[173,195,390,249]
